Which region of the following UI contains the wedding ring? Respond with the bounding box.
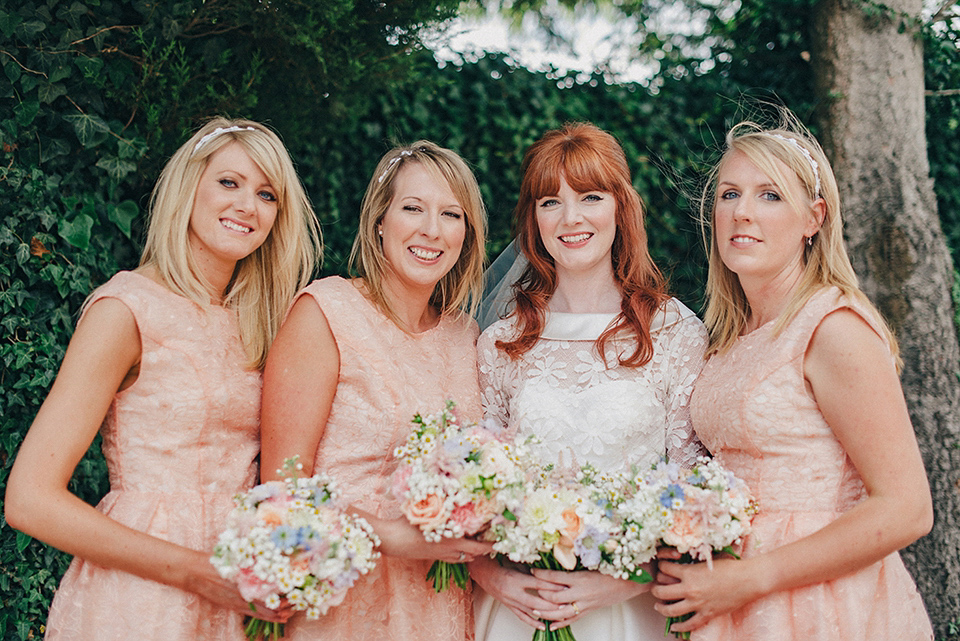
[572,601,580,615]
[457,552,466,562]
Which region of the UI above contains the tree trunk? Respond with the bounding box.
[812,0,960,633]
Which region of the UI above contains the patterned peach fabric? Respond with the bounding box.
[45,271,260,641]
[690,286,933,641]
[282,276,482,641]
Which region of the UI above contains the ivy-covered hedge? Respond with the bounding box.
[1,1,957,638]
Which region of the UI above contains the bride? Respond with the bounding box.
[471,122,707,640]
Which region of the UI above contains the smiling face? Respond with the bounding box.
[379,162,467,298]
[535,173,617,281]
[713,150,821,290]
[188,141,279,277]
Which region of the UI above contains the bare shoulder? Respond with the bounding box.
[805,307,894,388]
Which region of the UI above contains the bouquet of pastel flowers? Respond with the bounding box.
[630,456,758,638]
[211,458,380,641]
[488,461,661,641]
[392,400,534,591]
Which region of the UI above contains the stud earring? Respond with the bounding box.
[805,235,814,247]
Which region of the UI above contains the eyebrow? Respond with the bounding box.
[718,181,779,189]
[399,196,464,211]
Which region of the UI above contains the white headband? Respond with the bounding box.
[769,133,821,198]
[377,150,413,184]
[193,126,257,153]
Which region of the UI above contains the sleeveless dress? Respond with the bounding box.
[44,271,260,641]
[475,299,708,641]
[689,286,933,641]
[282,276,482,641]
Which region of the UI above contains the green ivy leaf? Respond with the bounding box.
[74,56,104,78]
[107,200,139,237]
[38,82,67,104]
[14,100,39,127]
[15,531,31,553]
[0,10,19,38]
[58,213,94,249]
[15,19,46,41]
[64,113,111,148]
[96,155,136,181]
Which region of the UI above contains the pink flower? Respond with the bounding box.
[465,426,496,444]
[392,465,412,498]
[256,500,289,527]
[451,502,487,536]
[237,569,278,602]
[402,493,448,531]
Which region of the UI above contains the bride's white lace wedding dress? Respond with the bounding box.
[474,299,708,641]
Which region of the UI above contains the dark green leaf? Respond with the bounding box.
[58,213,94,249]
[15,531,32,553]
[64,113,111,148]
[107,200,139,237]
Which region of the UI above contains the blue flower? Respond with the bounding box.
[270,525,305,549]
[659,483,685,509]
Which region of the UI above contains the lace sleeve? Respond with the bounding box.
[477,322,511,433]
[661,312,709,468]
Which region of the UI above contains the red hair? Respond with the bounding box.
[497,123,669,366]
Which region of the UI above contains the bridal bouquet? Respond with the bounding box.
[211,458,380,641]
[488,462,658,641]
[634,457,758,638]
[392,400,531,591]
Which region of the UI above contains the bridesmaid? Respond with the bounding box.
[472,123,707,641]
[651,113,934,639]
[260,141,491,640]
[5,118,321,639]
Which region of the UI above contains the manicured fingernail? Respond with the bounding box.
[532,610,541,617]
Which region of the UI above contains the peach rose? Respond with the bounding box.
[402,493,448,531]
[256,500,289,527]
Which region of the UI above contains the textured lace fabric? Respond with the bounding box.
[478,299,707,473]
[474,299,708,641]
[690,286,933,641]
[282,276,482,641]
[44,271,260,641]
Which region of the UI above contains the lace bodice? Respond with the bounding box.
[478,299,708,473]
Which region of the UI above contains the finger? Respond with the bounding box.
[529,568,575,586]
[508,608,547,631]
[653,597,695,619]
[536,588,578,605]
[657,546,682,560]
[458,539,495,554]
[656,561,684,579]
[667,611,708,633]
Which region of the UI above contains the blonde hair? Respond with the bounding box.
[349,140,487,326]
[699,111,900,366]
[139,117,322,368]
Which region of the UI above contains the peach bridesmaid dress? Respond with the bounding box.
[690,286,933,640]
[44,271,260,640]
[281,276,482,641]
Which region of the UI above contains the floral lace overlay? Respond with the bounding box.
[44,271,260,641]
[690,287,932,641]
[283,276,481,641]
[478,299,708,473]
